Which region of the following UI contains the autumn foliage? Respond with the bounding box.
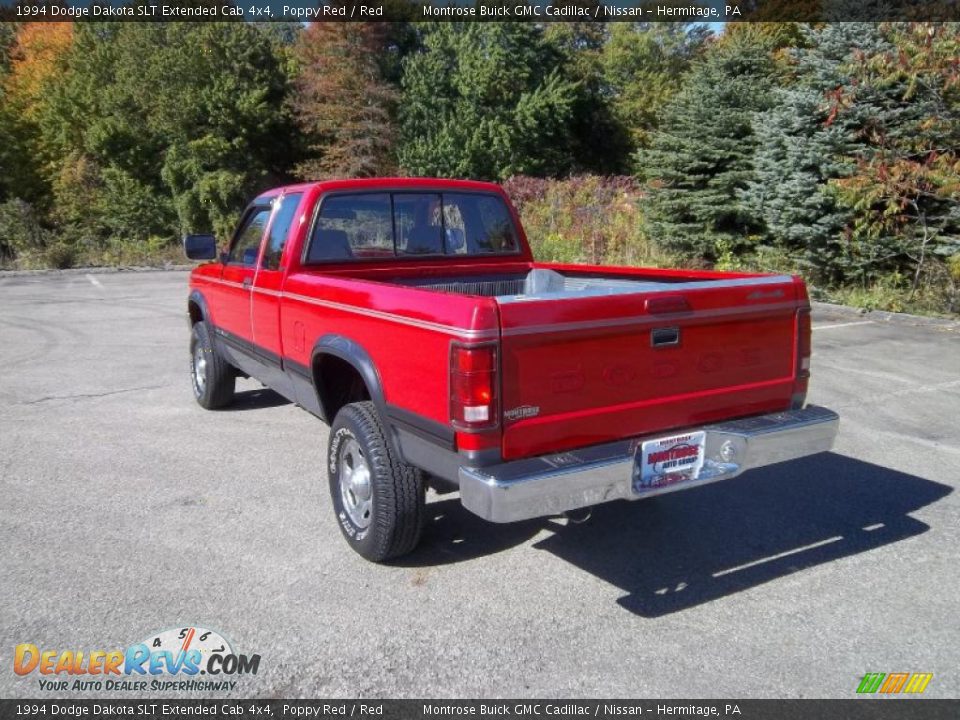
[291,22,398,179]
[0,19,957,315]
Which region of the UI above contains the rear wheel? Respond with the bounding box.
[190,321,235,409]
[328,401,425,561]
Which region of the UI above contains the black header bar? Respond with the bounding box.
[1,700,958,720]
[0,0,958,23]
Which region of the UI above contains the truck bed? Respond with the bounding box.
[324,263,807,460]
[389,267,786,300]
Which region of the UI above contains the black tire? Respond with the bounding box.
[328,401,425,561]
[190,321,235,409]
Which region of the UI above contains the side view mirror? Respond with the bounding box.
[183,234,218,261]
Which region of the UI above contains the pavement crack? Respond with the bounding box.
[21,384,165,405]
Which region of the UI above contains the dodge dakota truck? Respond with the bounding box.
[184,178,839,561]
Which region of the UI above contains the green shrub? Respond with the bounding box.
[0,199,51,261]
[43,242,76,269]
[822,268,957,317]
[502,175,658,267]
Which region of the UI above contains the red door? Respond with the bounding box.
[252,191,305,358]
[216,205,272,344]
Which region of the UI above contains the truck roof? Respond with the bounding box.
[254,177,505,204]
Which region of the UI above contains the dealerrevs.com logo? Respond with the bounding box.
[14,626,260,692]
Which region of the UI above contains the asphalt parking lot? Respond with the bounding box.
[1,269,958,699]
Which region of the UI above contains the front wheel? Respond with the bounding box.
[190,321,235,409]
[328,401,425,562]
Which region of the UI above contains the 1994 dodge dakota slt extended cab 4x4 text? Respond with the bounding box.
[184,178,839,561]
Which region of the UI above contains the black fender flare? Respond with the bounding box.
[187,289,212,327]
[310,334,404,458]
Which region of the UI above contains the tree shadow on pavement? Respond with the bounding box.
[532,452,951,617]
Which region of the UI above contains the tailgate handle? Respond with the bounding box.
[651,327,680,348]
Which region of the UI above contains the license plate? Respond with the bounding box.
[633,431,706,493]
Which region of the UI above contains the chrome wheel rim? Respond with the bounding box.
[339,437,372,529]
[192,346,207,397]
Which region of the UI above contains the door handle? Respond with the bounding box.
[242,278,252,289]
[651,327,680,348]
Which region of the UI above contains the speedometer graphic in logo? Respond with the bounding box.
[140,626,233,670]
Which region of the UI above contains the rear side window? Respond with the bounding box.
[262,192,303,270]
[305,191,521,263]
[228,208,271,266]
[306,193,393,262]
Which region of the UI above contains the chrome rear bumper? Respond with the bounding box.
[459,405,839,523]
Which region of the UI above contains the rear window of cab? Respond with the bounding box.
[304,192,521,263]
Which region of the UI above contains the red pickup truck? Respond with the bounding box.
[184,178,838,561]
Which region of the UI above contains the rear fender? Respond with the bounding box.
[310,335,404,459]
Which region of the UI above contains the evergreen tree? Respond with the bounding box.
[0,22,17,73]
[398,22,578,180]
[743,22,960,288]
[44,23,297,242]
[740,23,891,282]
[640,33,778,260]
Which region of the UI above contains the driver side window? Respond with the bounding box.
[228,208,271,266]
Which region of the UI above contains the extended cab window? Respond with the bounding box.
[306,194,393,262]
[262,193,303,270]
[229,208,270,266]
[305,191,520,263]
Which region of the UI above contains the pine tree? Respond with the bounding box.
[640,33,778,260]
[743,22,960,289]
[397,22,578,180]
[0,22,19,74]
[544,15,633,174]
[740,23,891,282]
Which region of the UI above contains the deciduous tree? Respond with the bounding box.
[832,22,960,291]
[44,23,297,243]
[0,22,73,208]
[601,22,710,158]
[291,22,400,179]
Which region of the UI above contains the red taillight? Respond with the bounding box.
[796,307,812,379]
[450,343,498,431]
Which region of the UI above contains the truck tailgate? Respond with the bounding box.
[496,276,803,460]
